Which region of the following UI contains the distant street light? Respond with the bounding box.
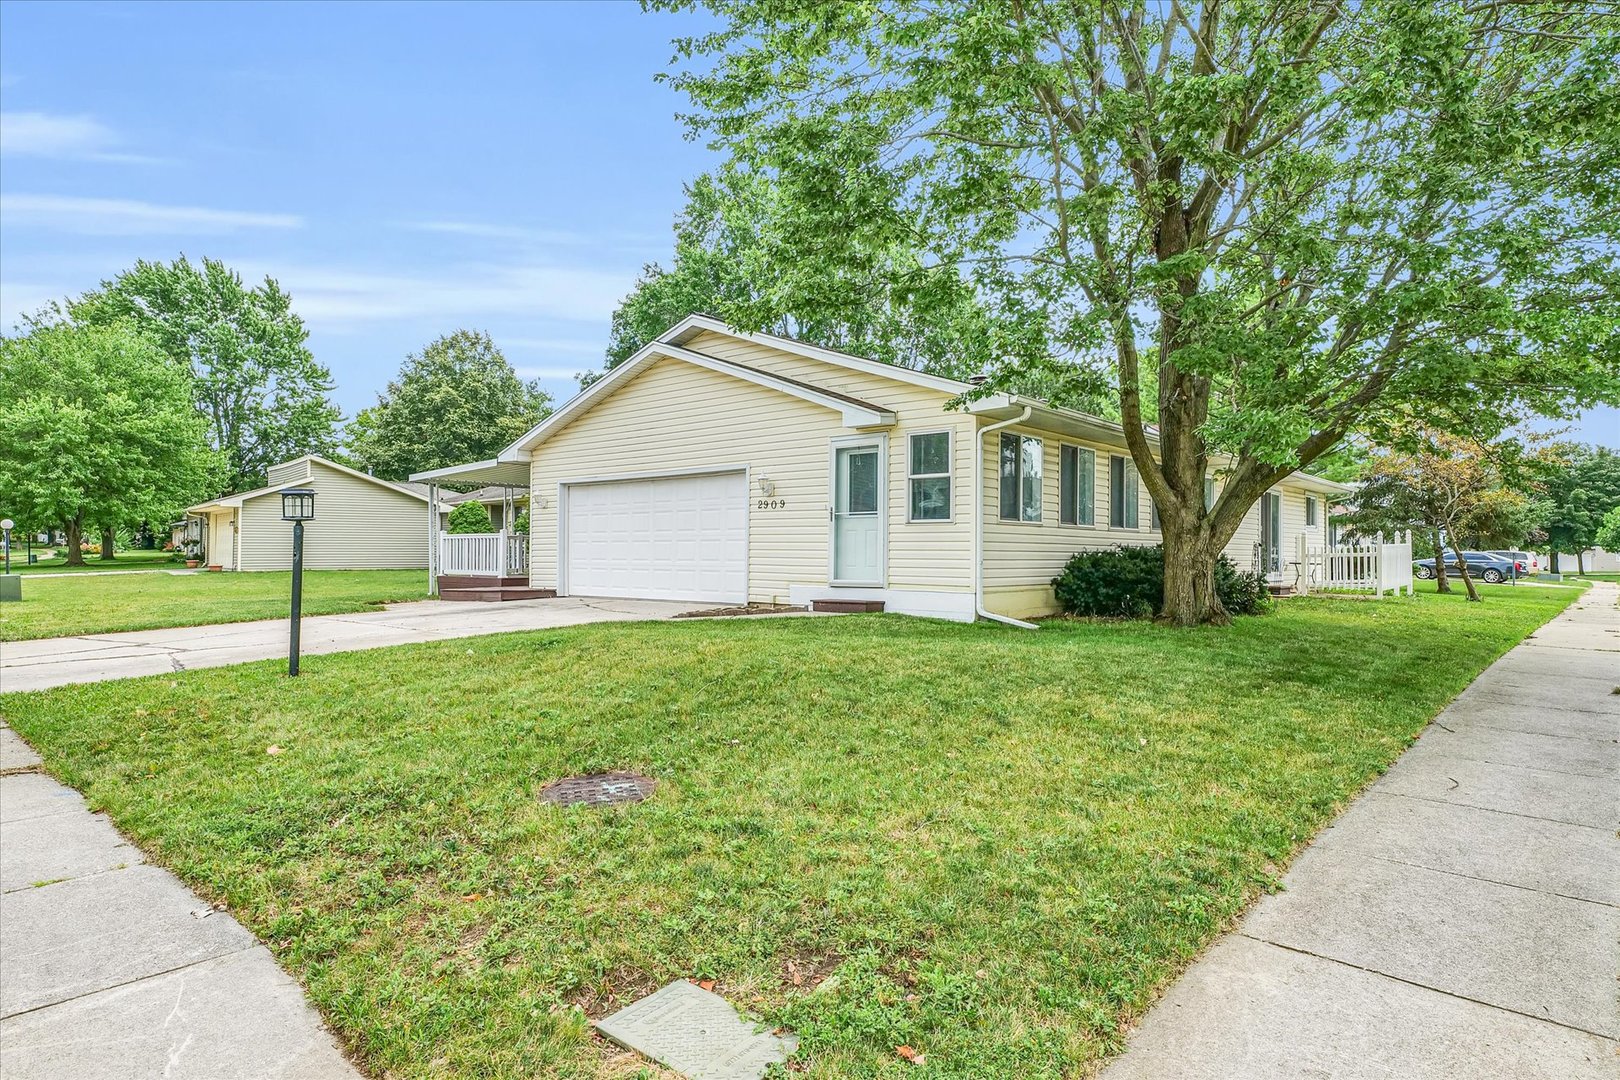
[280,489,316,676]
[1,519,12,575]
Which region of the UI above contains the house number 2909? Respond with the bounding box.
[757,498,786,510]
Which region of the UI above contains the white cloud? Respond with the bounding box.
[0,194,303,235]
[400,219,665,253]
[261,262,631,328]
[0,111,160,163]
[502,336,605,355]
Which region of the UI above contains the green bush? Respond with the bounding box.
[511,509,530,534]
[446,500,492,535]
[1052,544,1270,619]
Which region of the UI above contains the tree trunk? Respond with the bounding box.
[1431,529,1451,593]
[63,514,86,567]
[1449,543,1481,602]
[1549,549,1561,574]
[99,528,116,560]
[1577,549,1586,575]
[1159,527,1230,627]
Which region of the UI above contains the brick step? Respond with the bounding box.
[811,599,886,613]
[437,575,530,591]
[440,586,557,603]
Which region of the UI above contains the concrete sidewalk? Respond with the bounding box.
[1,596,693,692]
[1103,582,1620,1079]
[0,723,360,1079]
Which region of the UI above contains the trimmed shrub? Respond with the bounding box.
[511,509,530,534]
[1052,544,1270,619]
[446,500,492,535]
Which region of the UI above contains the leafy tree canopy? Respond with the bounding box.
[58,255,340,493]
[657,0,1620,623]
[600,170,1116,409]
[1538,443,1620,561]
[0,322,218,565]
[347,330,552,482]
[1596,506,1620,553]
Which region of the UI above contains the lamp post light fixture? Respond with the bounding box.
[280,488,316,675]
[1,519,12,575]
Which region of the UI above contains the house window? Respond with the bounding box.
[1109,455,1139,528]
[999,433,1043,522]
[1150,499,1160,530]
[908,431,952,521]
[1204,477,1216,510]
[1059,445,1094,526]
[1305,495,1318,526]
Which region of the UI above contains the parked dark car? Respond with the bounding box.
[1413,551,1519,584]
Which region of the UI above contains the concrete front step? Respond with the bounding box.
[439,586,557,603]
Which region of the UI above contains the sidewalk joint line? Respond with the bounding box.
[0,943,262,1023]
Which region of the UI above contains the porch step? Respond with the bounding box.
[811,599,886,613]
[437,575,530,591]
[439,585,557,603]
[1267,583,1296,597]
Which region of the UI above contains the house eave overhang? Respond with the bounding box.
[409,458,533,487]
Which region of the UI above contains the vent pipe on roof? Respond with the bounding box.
[967,372,990,386]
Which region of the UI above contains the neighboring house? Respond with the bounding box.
[412,316,1347,620]
[436,486,530,532]
[185,455,431,571]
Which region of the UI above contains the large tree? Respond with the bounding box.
[657,0,1620,624]
[0,323,217,566]
[1539,444,1620,573]
[346,330,552,481]
[60,256,341,493]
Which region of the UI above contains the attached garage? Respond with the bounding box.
[561,470,748,604]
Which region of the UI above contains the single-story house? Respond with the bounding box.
[412,316,1348,621]
[185,455,431,571]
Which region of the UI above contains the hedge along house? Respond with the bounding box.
[412,316,1348,621]
[184,455,431,572]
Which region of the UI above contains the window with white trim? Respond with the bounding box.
[999,433,1042,522]
[1059,445,1094,526]
[1109,455,1139,528]
[907,431,952,521]
[1204,477,1216,510]
[1305,494,1318,526]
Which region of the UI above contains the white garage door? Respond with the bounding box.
[563,471,747,603]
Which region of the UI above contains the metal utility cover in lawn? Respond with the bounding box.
[594,980,798,1080]
[539,771,655,807]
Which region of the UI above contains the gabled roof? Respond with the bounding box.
[187,455,430,513]
[493,324,898,460]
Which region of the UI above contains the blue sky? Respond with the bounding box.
[1,1,1614,444]
[0,0,718,414]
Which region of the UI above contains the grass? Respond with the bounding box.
[0,569,428,641]
[1571,571,1620,582]
[2,548,180,574]
[0,583,1576,1079]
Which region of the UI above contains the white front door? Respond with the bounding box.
[831,442,884,584]
[563,471,747,603]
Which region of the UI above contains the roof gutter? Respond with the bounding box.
[973,407,1039,630]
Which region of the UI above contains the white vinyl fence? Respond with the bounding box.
[439,530,528,577]
[1298,530,1413,597]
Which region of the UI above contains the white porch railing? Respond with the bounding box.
[1298,530,1414,597]
[439,530,528,577]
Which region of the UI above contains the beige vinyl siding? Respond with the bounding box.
[235,461,429,570]
[679,331,978,591]
[266,460,311,487]
[528,348,977,602]
[980,423,1334,615]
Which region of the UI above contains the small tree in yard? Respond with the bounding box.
[657,0,1620,624]
[1346,430,1528,601]
[0,323,217,566]
[446,500,493,535]
[1595,506,1620,555]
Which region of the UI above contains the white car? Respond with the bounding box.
[1488,550,1539,575]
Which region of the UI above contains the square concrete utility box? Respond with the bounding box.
[0,575,20,603]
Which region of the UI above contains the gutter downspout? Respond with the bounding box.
[973,406,1040,629]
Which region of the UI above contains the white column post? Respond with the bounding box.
[1297,532,1310,594]
[428,483,439,596]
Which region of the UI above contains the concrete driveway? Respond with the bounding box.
[0,596,694,693]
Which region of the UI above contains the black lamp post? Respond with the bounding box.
[1,519,12,575]
[280,488,316,675]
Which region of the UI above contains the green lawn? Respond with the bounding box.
[0,584,1576,1079]
[0,569,429,641]
[2,548,180,574]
